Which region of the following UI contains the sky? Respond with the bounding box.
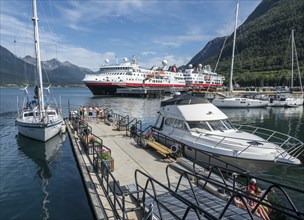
[1,0,261,71]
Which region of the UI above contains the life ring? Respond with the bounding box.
[170,144,180,153]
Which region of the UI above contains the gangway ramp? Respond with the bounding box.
[132,169,260,220]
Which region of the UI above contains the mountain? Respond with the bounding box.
[189,0,304,87]
[0,45,93,86]
[1,0,303,87]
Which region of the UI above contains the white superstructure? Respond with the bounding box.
[83,57,225,95]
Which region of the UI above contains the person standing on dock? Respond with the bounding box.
[79,106,83,120]
[83,106,87,120]
[95,107,99,121]
[89,106,93,121]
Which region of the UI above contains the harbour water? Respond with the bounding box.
[0,87,303,219]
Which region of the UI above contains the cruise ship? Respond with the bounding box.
[82,57,225,95]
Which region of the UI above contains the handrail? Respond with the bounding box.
[151,128,248,173]
[166,164,304,219]
[236,124,304,159]
[134,169,216,220]
[68,109,304,220]
[175,123,304,160]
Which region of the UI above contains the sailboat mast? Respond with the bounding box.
[292,30,303,95]
[32,0,44,115]
[229,1,239,93]
[291,29,294,89]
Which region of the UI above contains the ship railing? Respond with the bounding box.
[151,128,247,173]
[174,124,304,160]
[236,124,304,160]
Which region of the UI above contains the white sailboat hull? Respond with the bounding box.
[212,98,269,108]
[16,119,63,142]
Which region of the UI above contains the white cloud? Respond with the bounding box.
[55,46,116,70]
[141,51,156,56]
[1,0,262,73]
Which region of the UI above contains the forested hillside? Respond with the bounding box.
[189,0,304,87]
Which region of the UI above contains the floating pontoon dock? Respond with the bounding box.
[65,110,304,220]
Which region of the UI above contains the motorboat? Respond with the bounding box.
[268,93,303,107]
[15,0,65,142]
[152,94,303,171]
[82,57,225,95]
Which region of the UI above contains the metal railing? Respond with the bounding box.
[69,109,143,220]
[160,123,304,161]
[68,109,304,220]
[236,124,304,159]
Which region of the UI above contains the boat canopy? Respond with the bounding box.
[178,104,228,121]
[160,94,228,121]
[160,94,209,106]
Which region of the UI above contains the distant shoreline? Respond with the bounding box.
[0,84,86,88]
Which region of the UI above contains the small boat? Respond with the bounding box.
[152,93,303,171]
[268,92,303,107]
[15,0,65,142]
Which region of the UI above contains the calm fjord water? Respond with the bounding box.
[0,87,303,219]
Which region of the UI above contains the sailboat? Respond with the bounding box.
[212,2,269,108]
[15,0,65,142]
[268,30,304,107]
[284,30,303,107]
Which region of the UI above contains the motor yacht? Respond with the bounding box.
[153,94,303,171]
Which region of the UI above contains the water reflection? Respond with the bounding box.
[17,134,66,220]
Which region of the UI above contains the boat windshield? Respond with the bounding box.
[208,120,228,131]
[188,121,211,131]
[188,119,235,132]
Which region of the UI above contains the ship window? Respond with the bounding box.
[24,112,34,117]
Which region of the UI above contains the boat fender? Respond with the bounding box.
[170,144,180,153]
